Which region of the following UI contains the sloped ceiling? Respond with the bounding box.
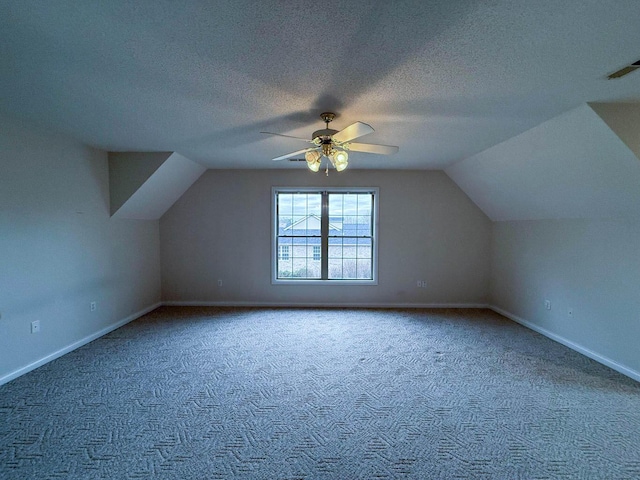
[109,152,206,219]
[590,102,640,161]
[108,151,172,215]
[446,104,640,221]
[1,0,640,171]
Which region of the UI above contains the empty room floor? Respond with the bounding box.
[1,307,639,479]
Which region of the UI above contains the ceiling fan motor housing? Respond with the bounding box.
[312,128,338,141]
[313,112,338,143]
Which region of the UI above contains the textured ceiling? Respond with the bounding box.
[1,0,640,170]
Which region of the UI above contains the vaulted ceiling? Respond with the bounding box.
[2,1,640,220]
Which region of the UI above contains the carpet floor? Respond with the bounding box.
[1,307,639,479]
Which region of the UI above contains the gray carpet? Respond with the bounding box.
[1,307,639,479]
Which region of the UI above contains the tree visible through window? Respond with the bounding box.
[273,188,377,281]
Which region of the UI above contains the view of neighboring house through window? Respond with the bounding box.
[278,245,290,260]
[273,188,378,282]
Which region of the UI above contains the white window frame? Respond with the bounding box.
[272,187,379,285]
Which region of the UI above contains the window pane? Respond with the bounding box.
[357,238,371,259]
[279,193,293,215]
[328,237,343,258]
[328,194,343,215]
[307,260,321,278]
[277,237,292,277]
[356,215,371,236]
[342,241,356,260]
[292,194,307,214]
[328,258,343,279]
[292,244,307,258]
[357,259,372,279]
[342,194,358,215]
[357,194,372,215]
[344,259,358,279]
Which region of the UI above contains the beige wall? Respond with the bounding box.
[0,115,162,383]
[160,169,492,306]
[490,218,640,378]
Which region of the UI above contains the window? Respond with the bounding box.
[273,188,378,283]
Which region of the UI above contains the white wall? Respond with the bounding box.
[444,103,640,381]
[160,169,491,306]
[0,115,162,384]
[446,104,640,221]
[491,218,640,378]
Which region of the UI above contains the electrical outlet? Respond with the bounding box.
[421,281,427,288]
[217,279,223,287]
[90,301,96,312]
[31,320,40,334]
[416,280,421,288]
[544,300,551,310]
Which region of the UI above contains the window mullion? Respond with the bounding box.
[321,191,329,280]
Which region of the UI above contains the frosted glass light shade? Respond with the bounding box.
[332,150,348,171]
[305,150,322,172]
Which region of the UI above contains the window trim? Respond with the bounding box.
[271,186,379,285]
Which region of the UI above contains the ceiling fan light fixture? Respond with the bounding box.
[264,111,397,174]
[331,149,349,171]
[307,161,321,172]
[305,150,322,172]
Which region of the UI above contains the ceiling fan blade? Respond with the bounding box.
[347,142,399,155]
[261,132,312,143]
[272,147,317,161]
[332,122,374,143]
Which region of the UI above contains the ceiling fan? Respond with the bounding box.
[262,112,399,173]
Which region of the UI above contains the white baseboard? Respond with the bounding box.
[489,305,640,383]
[12,302,635,386]
[162,300,490,309]
[0,302,162,387]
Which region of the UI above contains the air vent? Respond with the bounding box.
[287,158,305,162]
[607,60,640,79]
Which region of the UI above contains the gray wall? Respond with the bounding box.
[160,169,492,306]
[490,218,640,377]
[0,115,162,383]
